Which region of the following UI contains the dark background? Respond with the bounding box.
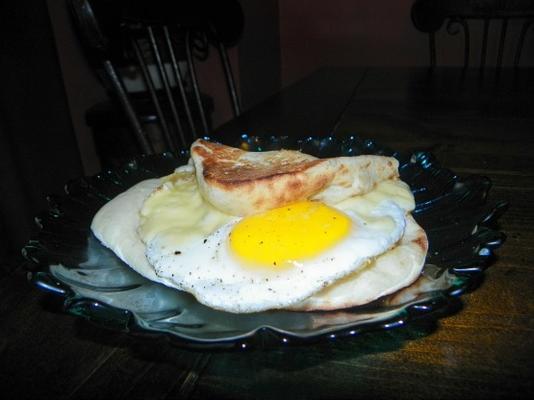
[0,1,83,272]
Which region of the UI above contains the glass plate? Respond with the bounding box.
[23,135,507,349]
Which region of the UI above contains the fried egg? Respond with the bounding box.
[140,168,409,313]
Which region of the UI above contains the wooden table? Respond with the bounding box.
[2,67,533,399]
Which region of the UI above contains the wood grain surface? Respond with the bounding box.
[2,67,533,399]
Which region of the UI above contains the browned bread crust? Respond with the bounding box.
[191,139,336,215]
[191,139,400,216]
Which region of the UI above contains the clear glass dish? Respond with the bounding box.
[23,135,507,349]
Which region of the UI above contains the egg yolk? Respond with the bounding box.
[229,201,351,268]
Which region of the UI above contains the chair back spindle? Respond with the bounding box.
[185,30,210,136]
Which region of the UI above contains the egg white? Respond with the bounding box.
[146,200,407,313]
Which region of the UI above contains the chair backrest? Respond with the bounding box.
[69,0,243,154]
[411,0,534,69]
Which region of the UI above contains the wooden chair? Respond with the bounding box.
[411,0,534,69]
[69,0,243,164]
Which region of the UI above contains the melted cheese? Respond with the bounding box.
[138,169,234,249]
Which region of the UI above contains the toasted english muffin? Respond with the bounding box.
[191,139,335,216]
[191,139,399,216]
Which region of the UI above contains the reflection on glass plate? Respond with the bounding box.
[22,135,507,349]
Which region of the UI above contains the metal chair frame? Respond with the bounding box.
[411,0,534,69]
[70,0,241,154]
